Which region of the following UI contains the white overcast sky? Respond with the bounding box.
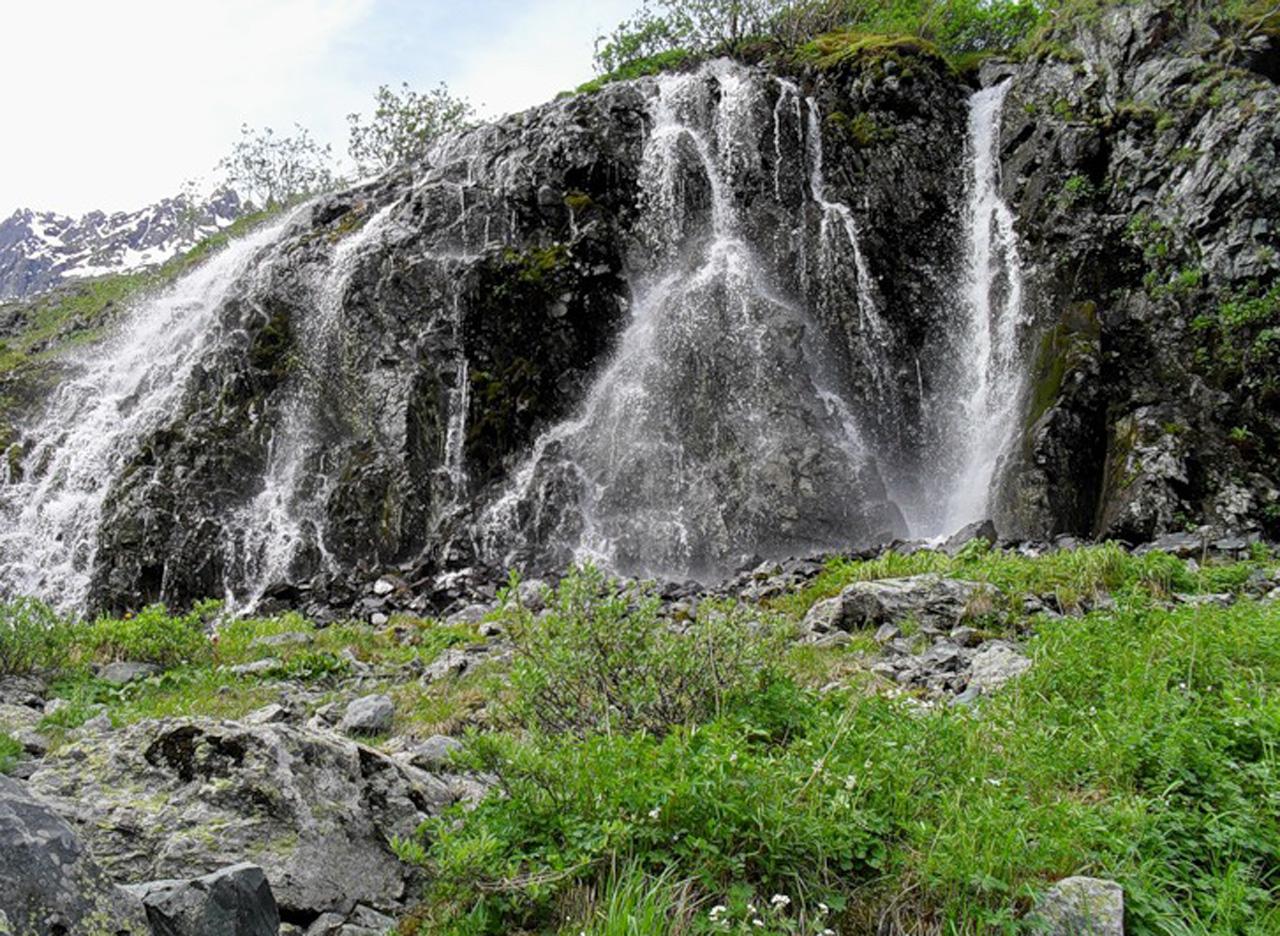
[1,0,638,216]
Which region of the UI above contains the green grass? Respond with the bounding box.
[385,549,1280,935]
[5,545,1279,933]
[0,731,22,774]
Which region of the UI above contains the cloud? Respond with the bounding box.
[1,0,373,214]
[0,0,639,215]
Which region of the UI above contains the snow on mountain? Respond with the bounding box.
[0,191,243,300]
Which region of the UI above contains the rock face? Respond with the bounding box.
[26,719,464,922]
[0,2,1275,613]
[990,3,1280,541]
[126,863,279,936]
[0,775,149,935]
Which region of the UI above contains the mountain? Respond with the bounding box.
[0,190,243,300]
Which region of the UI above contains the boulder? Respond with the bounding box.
[99,661,162,685]
[0,701,42,735]
[404,735,464,772]
[805,575,994,634]
[27,719,460,920]
[126,863,279,936]
[943,519,998,554]
[0,774,149,935]
[1034,876,1124,935]
[967,642,1033,694]
[338,695,395,736]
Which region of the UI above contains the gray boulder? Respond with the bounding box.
[404,734,463,771]
[0,774,148,935]
[99,661,162,685]
[968,642,1034,694]
[1034,876,1124,935]
[126,863,279,936]
[338,695,395,736]
[27,719,460,920]
[804,575,995,634]
[943,519,998,554]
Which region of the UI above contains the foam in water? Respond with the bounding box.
[0,213,300,611]
[934,80,1027,533]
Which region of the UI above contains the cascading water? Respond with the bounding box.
[478,62,898,579]
[932,80,1027,534]
[0,214,299,611]
[226,204,397,607]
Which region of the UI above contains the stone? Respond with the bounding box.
[0,774,149,934]
[0,674,47,708]
[0,702,41,735]
[27,718,460,920]
[1034,876,1124,935]
[339,694,395,735]
[99,661,162,685]
[231,658,282,677]
[950,626,982,648]
[967,642,1033,694]
[832,575,994,632]
[244,703,292,725]
[405,735,464,771]
[802,596,843,635]
[873,622,901,644]
[370,612,390,627]
[126,863,279,936]
[250,631,313,650]
[373,578,396,596]
[943,519,998,554]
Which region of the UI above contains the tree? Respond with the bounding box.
[346,82,475,177]
[217,123,335,210]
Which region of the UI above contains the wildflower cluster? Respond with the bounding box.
[704,893,835,935]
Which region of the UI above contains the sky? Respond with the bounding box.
[0,0,639,216]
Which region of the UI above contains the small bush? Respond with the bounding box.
[83,603,215,668]
[0,598,69,676]
[498,566,790,736]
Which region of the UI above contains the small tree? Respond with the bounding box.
[346,82,474,177]
[217,123,335,210]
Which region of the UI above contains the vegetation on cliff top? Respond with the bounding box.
[5,543,1278,932]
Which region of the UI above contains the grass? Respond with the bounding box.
[4,545,1279,933]
[0,731,21,774]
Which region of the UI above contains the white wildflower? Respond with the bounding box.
[770,894,791,908]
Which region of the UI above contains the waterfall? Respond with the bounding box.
[0,213,300,611]
[936,80,1027,533]
[226,205,397,607]
[478,61,891,580]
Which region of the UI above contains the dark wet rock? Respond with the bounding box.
[0,774,149,935]
[943,519,998,554]
[125,863,279,936]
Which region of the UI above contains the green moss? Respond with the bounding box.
[1025,301,1100,432]
[826,111,895,148]
[564,191,594,213]
[793,30,948,73]
[576,49,694,95]
[501,244,571,287]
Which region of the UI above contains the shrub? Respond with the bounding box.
[0,597,69,676]
[498,566,791,736]
[83,603,215,668]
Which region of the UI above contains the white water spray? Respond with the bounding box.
[936,80,1027,533]
[0,213,300,610]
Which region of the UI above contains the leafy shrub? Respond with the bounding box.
[84,603,215,667]
[402,590,1280,935]
[0,598,69,675]
[498,566,790,735]
[347,82,474,176]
